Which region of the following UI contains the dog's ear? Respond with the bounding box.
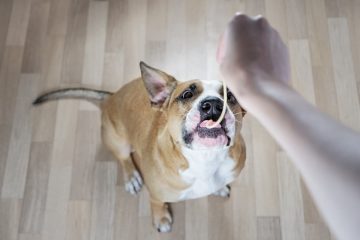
[140,61,177,109]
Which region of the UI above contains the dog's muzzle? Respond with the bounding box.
[183,97,232,148]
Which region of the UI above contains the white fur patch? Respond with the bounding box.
[184,80,237,148]
[179,80,239,200]
[179,146,237,200]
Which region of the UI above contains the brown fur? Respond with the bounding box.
[100,65,246,231]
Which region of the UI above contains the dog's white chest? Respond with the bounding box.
[179,147,236,200]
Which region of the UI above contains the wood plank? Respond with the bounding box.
[208,196,233,240]
[102,52,124,91]
[41,100,79,240]
[252,120,280,217]
[89,161,117,240]
[328,18,360,130]
[185,0,207,80]
[277,152,305,240]
[146,0,167,42]
[245,0,265,17]
[285,0,308,39]
[264,0,288,40]
[165,0,186,79]
[145,0,167,69]
[61,0,89,84]
[70,111,101,200]
[105,0,127,53]
[232,186,257,240]
[185,198,208,240]
[344,1,360,95]
[324,0,339,17]
[257,217,282,240]
[81,1,108,88]
[0,0,13,68]
[0,126,12,195]
[136,216,158,240]
[289,39,316,104]
[305,224,331,240]
[113,186,138,240]
[32,36,65,142]
[122,0,147,82]
[6,0,32,47]
[232,117,257,239]
[103,0,127,90]
[21,0,50,73]
[301,182,332,240]
[303,0,340,118]
[19,142,52,234]
[0,46,23,125]
[47,0,71,36]
[80,1,108,111]
[18,233,42,240]
[65,201,91,240]
[1,74,38,198]
[304,0,331,67]
[0,199,22,240]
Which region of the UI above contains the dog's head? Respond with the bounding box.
[140,62,245,150]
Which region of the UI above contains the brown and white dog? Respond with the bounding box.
[33,62,246,232]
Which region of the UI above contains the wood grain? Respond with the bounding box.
[328,18,360,131]
[2,0,359,239]
[1,74,38,199]
[277,152,305,240]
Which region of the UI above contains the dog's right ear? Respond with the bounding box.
[140,61,177,109]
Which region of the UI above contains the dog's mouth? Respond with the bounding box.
[183,119,231,148]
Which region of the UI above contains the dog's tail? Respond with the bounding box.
[33,88,113,105]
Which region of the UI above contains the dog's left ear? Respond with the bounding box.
[140,61,177,109]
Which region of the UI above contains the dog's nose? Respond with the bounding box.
[199,97,223,121]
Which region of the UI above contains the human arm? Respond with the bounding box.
[219,14,360,240]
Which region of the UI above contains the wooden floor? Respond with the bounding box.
[1,0,359,239]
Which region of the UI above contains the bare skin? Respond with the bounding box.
[219,13,360,240]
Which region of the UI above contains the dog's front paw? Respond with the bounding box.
[155,216,172,233]
[125,170,143,195]
[213,185,231,198]
[152,202,173,233]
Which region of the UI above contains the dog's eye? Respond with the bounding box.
[227,91,237,104]
[181,90,193,99]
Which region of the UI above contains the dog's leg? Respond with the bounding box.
[150,198,172,233]
[102,125,143,195]
[213,185,231,198]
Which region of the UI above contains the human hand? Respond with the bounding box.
[217,13,290,102]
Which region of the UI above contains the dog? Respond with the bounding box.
[33,62,247,232]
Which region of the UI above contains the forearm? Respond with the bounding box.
[237,81,360,240]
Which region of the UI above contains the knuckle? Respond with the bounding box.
[257,17,269,28]
[231,13,249,25]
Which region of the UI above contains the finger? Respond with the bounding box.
[256,16,270,29]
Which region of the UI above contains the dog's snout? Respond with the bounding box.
[199,97,223,121]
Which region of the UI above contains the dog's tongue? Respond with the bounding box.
[200,120,221,128]
[195,120,227,147]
